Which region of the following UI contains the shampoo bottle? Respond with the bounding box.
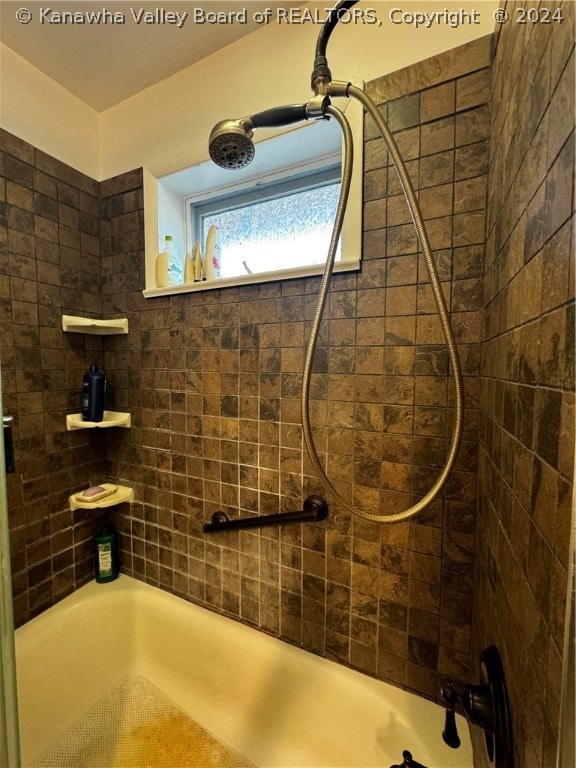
[194,241,203,282]
[204,225,222,281]
[184,249,194,284]
[156,235,182,287]
[191,240,202,282]
[82,358,106,422]
[95,524,119,583]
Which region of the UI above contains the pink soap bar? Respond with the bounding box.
[82,486,105,497]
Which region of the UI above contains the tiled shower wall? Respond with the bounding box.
[474,3,574,768]
[100,35,491,702]
[3,32,572,768]
[0,128,109,625]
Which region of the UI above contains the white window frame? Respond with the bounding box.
[188,162,343,279]
[142,95,363,298]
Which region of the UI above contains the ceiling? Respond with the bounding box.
[0,1,302,111]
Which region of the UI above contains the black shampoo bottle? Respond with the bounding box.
[82,358,106,422]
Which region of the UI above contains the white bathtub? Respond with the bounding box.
[15,575,473,767]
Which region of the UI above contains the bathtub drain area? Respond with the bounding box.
[30,674,253,768]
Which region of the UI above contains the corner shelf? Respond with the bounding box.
[62,316,130,431]
[62,315,129,335]
[69,484,134,511]
[66,411,131,431]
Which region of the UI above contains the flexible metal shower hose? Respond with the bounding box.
[301,87,464,523]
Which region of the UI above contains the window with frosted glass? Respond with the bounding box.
[193,165,341,279]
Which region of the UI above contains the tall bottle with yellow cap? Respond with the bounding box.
[156,235,182,288]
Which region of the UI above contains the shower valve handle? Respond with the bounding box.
[441,679,461,749]
[441,647,514,768]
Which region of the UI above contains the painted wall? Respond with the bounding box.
[0,45,99,179]
[0,2,497,180]
[98,1,497,179]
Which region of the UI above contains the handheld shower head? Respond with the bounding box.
[209,119,255,170]
[208,104,313,170]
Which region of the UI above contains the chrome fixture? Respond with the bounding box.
[209,104,313,170]
[208,0,464,525]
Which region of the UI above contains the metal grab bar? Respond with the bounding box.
[203,495,328,533]
[2,415,15,474]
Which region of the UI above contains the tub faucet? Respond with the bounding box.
[389,750,428,768]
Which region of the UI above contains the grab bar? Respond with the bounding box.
[3,414,15,473]
[203,495,328,533]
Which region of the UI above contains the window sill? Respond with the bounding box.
[142,258,360,299]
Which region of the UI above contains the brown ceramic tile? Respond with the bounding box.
[474,8,574,767]
[420,82,455,123]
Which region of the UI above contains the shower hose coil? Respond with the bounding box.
[301,85,464,524]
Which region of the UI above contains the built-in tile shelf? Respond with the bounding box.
[62,315,129,335]
[66,411,131,431]
[69,484,134,511]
